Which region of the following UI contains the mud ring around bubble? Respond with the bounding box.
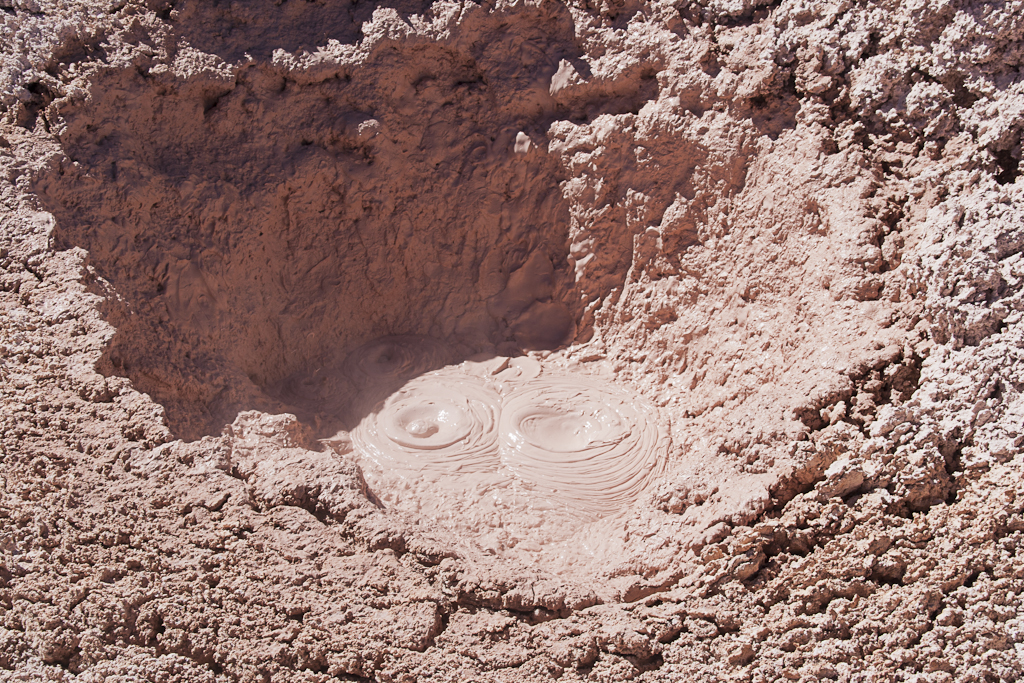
[344,337,670,521]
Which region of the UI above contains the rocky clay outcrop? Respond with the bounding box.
[1,0,1023,681]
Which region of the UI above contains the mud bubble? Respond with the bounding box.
[346,344,669,523]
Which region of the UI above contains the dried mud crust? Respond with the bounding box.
[0,0,1023,681]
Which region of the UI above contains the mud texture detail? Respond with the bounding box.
[1,0,1024,681]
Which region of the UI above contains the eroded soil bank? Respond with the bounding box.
[1,0,1023,681]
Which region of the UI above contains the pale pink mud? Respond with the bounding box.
[339,343,669,573]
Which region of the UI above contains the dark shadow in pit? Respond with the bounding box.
[747,74,800,141]
[273,338,517,437]
[36,1,598,441]
[169,0,436,62]
[36,0,671,441]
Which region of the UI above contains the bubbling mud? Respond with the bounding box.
[346,341,669,523]
[499,377,667,517]
[352,374,501,474]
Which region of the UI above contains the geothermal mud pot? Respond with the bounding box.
[2,0,1024,680]
[343,348,670,570]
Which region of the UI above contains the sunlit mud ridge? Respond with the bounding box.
[348,341,668,522]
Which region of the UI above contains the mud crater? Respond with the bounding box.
[32,0,909,583]
[39,3,601,441]
[34,2,682,549]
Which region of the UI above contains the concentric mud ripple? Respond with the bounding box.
[498,375,668,517]
[348,347,670,518]
[352,374,501,474]
[491,356,542,392]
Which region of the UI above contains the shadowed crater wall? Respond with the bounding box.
[37,3,590,440]
[170,0,437,60]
